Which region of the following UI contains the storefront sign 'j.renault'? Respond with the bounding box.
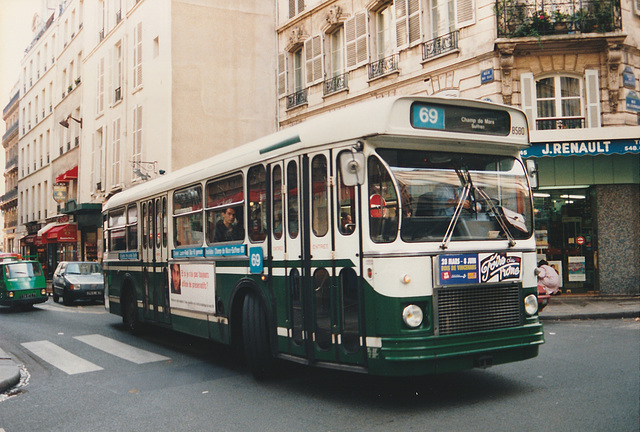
[521,138,640,158]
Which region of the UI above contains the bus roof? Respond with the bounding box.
[104,96,529,212]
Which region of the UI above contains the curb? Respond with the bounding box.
[0,348,21,394]
[540,311,640,321]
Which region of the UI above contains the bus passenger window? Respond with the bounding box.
[173,185,203,247]
[368,156,398,243]
[272,165,283,240]
[312,155,328,237]
[287,161,299,239]
[127,205,138,250]
[108,208,127,251]
[205,174,244,244]
[248,165,267,242]
[337,152,356,235]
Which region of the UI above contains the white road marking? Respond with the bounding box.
[21,341,103,375]
[73,334,170,364]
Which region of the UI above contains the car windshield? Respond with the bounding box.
[375,149,533,243]
[66,263,103,275]
[5,262,43,279]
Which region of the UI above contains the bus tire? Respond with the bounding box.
[242,291,274,379]
[122,289,139,334]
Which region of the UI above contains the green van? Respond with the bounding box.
[0,260,48,308]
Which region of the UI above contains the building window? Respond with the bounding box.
[536,76,583,130]
[430,0,454,39]
[112,118,121,186]
[375,4,393,59]
[114,41,122,103]
[133,23,142,88]
[293,48,304,92]
[521,71,600,130]
[289,0,305,19]
[330,27,345,77]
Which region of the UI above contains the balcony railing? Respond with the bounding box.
[368,54,399,80]
[286,88,308,109]
[323,72,348,96]
[422,31,459,61]
[536,117,585,130]
[0,187,18,205]
[496,0,622,38]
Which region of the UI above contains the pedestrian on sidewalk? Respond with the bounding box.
[536,260,560,295]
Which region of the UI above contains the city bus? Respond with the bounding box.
[102,96,544,377]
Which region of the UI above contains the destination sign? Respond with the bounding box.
[411,102,511,136]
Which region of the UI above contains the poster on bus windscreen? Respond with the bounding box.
[169,263,216,314]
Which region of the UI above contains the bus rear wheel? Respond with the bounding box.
[123,289,139,334]
[242,292,274,379]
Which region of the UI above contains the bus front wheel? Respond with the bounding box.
[242,292,274,379]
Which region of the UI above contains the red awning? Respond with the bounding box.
[55,166,78,183]
[41,224,77,243]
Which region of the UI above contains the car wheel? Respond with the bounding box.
[53,292,59,303]
[63,289,72,306]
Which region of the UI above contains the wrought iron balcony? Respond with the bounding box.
[286,88,308,109]
[369,54,399,80]
[422,31,459,61]
[536,117,585,130]
[496,0,622,38]
[323,73,348,96]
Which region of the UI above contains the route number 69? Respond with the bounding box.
[419,107,439,125]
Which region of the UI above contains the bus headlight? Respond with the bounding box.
[524,294,538,316]
[402,304,423,328]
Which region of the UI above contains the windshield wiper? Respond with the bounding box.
[440,167,516,250]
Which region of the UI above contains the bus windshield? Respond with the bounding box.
[376,149,533,243]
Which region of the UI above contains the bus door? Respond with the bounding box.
[143,196,170,324]
[334,148,365,366]
[282,157,307,359]
[306,150,338,363]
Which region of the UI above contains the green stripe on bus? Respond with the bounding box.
[259,135,301,154]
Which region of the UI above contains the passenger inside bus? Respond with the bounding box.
[212,207,244,242]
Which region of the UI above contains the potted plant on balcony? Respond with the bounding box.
[552,10,568,33]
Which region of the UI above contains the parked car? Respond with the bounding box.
[52,261,104,305]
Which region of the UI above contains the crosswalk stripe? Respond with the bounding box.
[74,334,170,364]
[21,340,103,375]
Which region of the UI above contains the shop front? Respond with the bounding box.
[38,221,78,278]
[523,130,640,295]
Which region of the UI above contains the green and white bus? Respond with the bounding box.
[103,96,544,377]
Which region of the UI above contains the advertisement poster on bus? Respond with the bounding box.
[169,263,216,313]
[437,252,522,285]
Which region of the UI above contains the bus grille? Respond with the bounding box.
[435,285,522,336]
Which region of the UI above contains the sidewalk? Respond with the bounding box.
[1,296,638,395]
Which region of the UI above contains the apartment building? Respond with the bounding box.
[2,86,20,254]
[275,0,639,294]
[4,0,276,273]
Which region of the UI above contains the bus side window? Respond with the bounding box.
[247,165,267,242]
[287,161,299,239]
[337,151,356,235]
[142,203,147,249]
[173,185,204,247]
[368,156,398,243]
[127,204,138,250]
[272,165,283,240]
[312,155,328,237]
[205,173,245,244]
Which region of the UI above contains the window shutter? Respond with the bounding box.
[98,57,104,113]
[289,0,295,19]
[133,23,142,88]
[520,72,535,130]
[585,69,601,128]
[277,53,286,97]
[455,0,475,29]
[635,0,640,16]
[305,35,323,84]
[395,0,408,48]
[346,12,367,70]
[408,0,422,45]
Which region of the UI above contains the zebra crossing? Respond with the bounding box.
[21,334,170,375]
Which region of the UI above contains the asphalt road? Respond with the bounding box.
[0,302,638,432]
